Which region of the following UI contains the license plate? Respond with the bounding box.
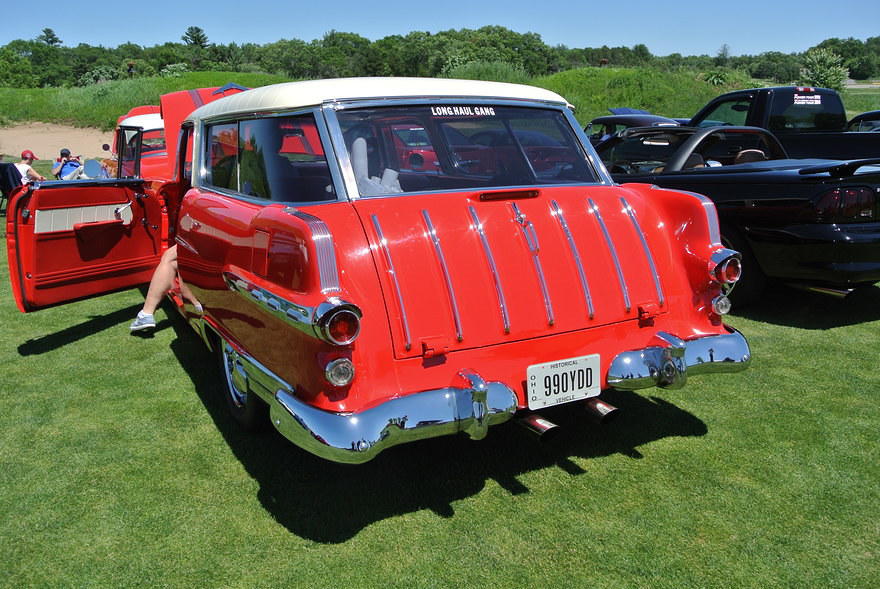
[526,354,600,410]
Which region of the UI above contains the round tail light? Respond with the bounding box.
[325,358,355,387]
[712,295,733,315]
[321,308,361,346]
[713,256,742,284]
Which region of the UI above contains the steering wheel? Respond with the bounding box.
[609,161,634,175]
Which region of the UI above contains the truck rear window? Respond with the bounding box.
[767,91,846,132]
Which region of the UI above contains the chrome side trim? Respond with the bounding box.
[283,208,341,294]
[422,210,463,342]
[223,270,360,341]
[550,200,594,319]
[468,206,510,333]
[511,203,554,326]
[588,198,631,313]
[371,214,412,351]
[620,197,665,307]
[607,328,751,390]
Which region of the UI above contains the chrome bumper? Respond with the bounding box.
[220,327,749,464]
[270,370,518,464]
[607,328,751,390]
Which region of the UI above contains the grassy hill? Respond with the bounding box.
[0,72,287,130]
[1,68,877,131]
[535,67,752,122]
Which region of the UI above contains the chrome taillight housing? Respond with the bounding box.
[710,248,742,284]
[316,303,362,346]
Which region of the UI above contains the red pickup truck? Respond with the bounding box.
[6,78,751,463]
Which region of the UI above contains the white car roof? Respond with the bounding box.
[187,77,570,121]
[118,112,164,132]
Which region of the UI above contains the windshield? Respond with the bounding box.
[336,105,598,197]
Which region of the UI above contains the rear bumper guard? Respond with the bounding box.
[607,328,751,390]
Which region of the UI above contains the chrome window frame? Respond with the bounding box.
[322,97,613,201]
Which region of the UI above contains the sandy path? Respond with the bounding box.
[0,122,113,161]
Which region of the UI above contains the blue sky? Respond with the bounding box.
[4,0,878,57]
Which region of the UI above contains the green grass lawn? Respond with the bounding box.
[1,232,878,587]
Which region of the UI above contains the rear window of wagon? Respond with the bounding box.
[336,105,600,196]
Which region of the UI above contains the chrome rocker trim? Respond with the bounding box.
[607,328,751,391]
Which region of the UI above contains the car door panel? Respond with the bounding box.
[7,180,165,312]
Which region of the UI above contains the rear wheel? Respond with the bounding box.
[721,226,766,307]
[218,339,268,431]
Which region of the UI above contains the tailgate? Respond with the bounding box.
[353,185,669,359]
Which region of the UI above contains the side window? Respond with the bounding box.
[205,123,238,191]
[698,99,751,127]
[118,128,141,178]
[202,114,334,202]
[177,125,194,191]
[141,129,166,155]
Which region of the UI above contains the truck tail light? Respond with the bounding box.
[815,187,877,223]
[319,307,361,346]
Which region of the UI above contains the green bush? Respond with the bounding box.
[160,63,189,78]
[442,60,532,85]
[800,48,849,91]
[78,66,119,86]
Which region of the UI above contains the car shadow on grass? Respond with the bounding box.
[733,283,880,329]
[166,311,707,544]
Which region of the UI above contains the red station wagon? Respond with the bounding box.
[6,78,751,463]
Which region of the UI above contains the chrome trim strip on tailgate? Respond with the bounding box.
[511,202,554,326]
[620,197,665,306]
[371,214,412,351]
[422,210,463,342]
[468,206,510,334]
[588,198,631,313]
[550,200,594,319]
[284,208,341,294]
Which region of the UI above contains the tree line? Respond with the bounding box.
[1,26,878,89]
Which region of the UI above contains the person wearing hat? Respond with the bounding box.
[16,150,45,185]
[51,148,82,179]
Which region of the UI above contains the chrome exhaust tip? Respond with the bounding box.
[787,284,853,299]
[517,413,560,441]
[585,397,619,424]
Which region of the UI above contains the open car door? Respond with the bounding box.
[5,173,166,312]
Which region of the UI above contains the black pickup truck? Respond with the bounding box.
[688,86,879,159]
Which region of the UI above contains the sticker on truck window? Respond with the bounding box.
[430,106,496,117]
[793,93,822,106]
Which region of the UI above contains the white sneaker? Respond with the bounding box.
[130,311,156,332]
